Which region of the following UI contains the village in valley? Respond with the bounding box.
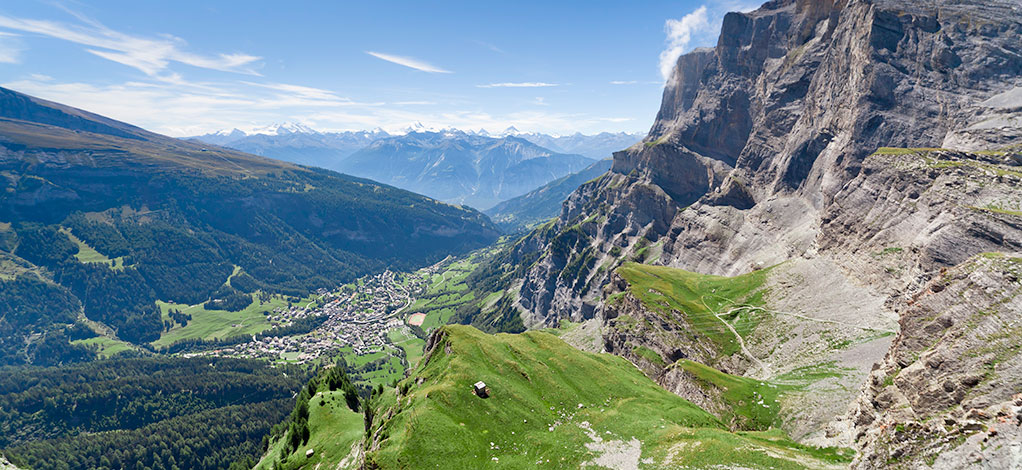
[197,259,447,366]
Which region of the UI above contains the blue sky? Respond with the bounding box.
[0,1,757,136]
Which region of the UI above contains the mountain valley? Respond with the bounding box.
[2,0,1022,469]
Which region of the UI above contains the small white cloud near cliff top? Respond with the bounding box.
[658,5,711,81]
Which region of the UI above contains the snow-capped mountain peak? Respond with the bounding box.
[214,128,246,137]
[500,126,522,136]
[401,121,451,135]
[250,121,320,136]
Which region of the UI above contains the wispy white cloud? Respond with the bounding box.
[0,75,386,136]
[658,5,711,81]
[0,13,261,75]
[473,40,504,54]
[0,31,24,63]
[477,82,558,88]
[365,51,452,73]
[3,72,642,136]
[242,81,345,100]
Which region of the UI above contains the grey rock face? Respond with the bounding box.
[848,254,1022,470]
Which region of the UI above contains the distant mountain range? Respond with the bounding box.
[337,132,595,209]
[512,131,644,160]
[193,123,641,160]
[189,125,640,209]
[485,158,612,232]
[193,124,390,171]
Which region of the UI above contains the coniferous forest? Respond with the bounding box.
[0,357,313,470]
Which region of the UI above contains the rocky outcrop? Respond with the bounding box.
[849,254,1022,469]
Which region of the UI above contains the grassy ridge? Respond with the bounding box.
[673,359,787,431]
[616,262,770,356]
[363,325,850,469]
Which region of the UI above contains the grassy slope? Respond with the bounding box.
[365,325,849,469]
[673,359,788,430]
[254,390,364,470]
[616,262,770,356]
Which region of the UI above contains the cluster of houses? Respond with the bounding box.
[206,267,439,364]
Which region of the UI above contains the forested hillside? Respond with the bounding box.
[0,357,312,470]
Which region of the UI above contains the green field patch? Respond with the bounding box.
[776,362,848,383]
[538,319,580,337]
[633,344,667,367]
[225,264,242,286]
[616,262,771,356]
[335,346,405,389]
[970,204,1022,217]
[870,147,948,156]
[420,307,457,331]
[649,427,853,469]
[58,227,127,270]
[388,328,426,369]
[152,294,290,347]
[407,256,489,332]
[71,336,137,358]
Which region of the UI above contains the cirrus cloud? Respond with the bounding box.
[0,13,261,76]
[365,51,452,73]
